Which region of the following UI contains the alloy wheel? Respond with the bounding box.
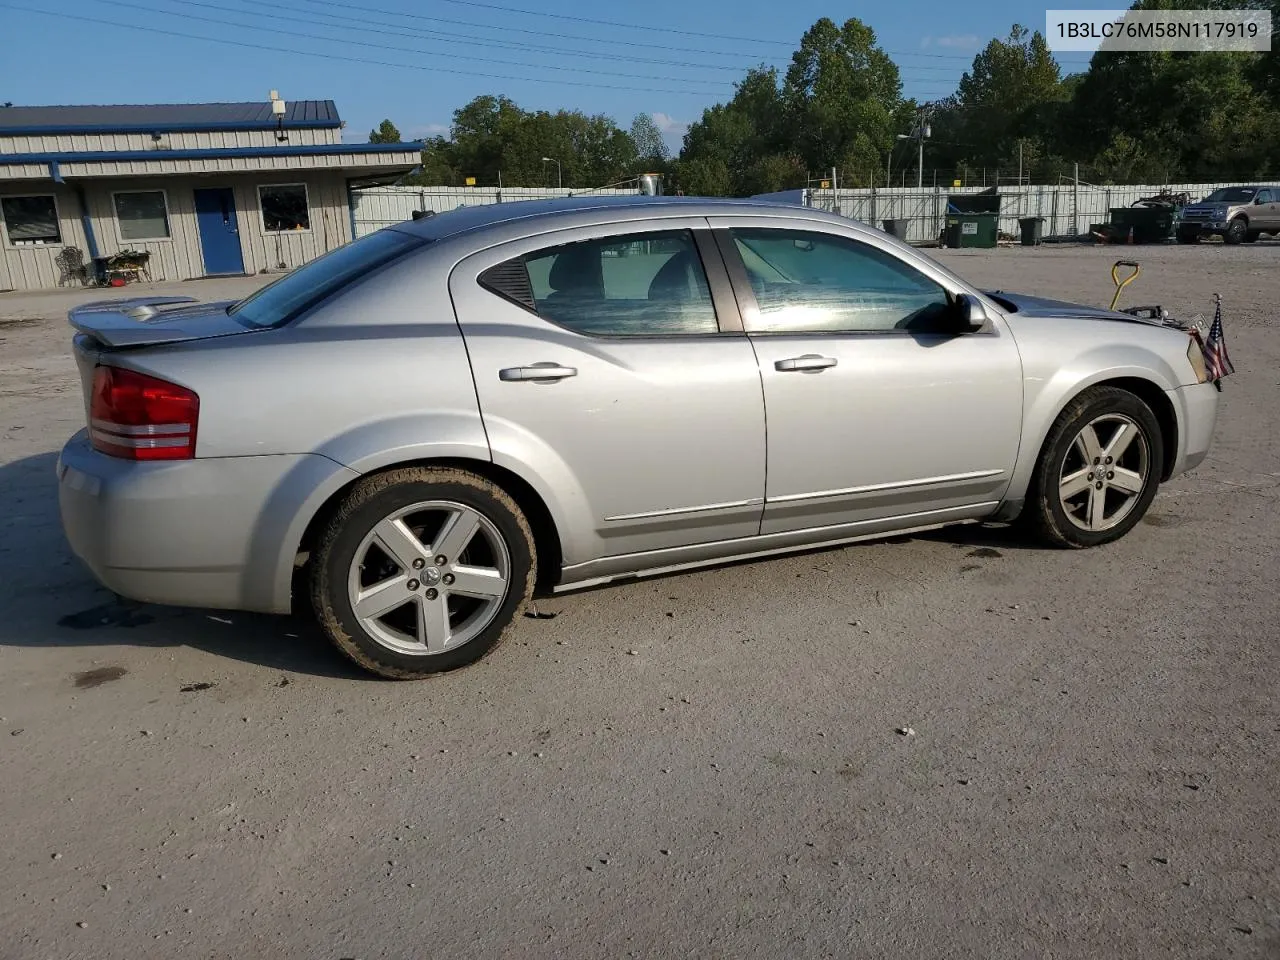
[347,501,511,655]
[1058,414,1151,532]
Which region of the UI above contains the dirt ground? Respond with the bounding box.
[0,244,1276,960]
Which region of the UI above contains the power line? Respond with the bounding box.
[151,0,760,72]
[0,4,728,96]
[90,0,736,89]
[241,0,775,60]
[307,0,794,46]
[149,0,973,80]
[280,0,1036,64]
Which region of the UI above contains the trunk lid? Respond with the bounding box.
[68,296,257,349]
[68,295,259,433]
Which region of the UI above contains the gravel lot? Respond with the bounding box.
[0,245,1276,959]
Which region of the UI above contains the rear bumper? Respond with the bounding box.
[1167,381,1219,478]
[57,431,358,614]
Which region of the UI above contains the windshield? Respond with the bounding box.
[229,229,423,328]
[1203,187,1257,204]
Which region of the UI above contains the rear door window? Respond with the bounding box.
[479,229,720,336]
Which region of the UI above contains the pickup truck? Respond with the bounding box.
[1178,185,1280,244]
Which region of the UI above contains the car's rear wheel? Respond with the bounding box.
[311,467,535,678]
[1224,217,1247,244]
[1021,386,1163,548]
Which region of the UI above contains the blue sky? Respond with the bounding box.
[0,0,1096,149]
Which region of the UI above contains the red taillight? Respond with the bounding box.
[89,366,199,461]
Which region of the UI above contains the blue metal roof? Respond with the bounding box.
[0,100,342,135]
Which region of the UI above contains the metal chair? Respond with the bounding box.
[55,246,87,286]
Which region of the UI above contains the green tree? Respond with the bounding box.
[782,17,904,186]
[367,119,402,143]
[952,24,1063,172]
[629,113,669,161]
[678,66,797,195]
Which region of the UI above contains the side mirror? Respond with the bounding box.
[952,293,989,333]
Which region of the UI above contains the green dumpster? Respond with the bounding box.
[1108,205,1176,244]
[944,213,998,249]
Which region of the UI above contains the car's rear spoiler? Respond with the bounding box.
[68,296,246,349]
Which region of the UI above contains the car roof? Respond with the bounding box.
[390,194,850,242]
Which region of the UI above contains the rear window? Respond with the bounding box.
[228,229,423,329]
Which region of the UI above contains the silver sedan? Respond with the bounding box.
[57,197,1222,678]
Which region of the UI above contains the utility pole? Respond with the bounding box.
[1073,161,1080,238]
[916,105,930,190]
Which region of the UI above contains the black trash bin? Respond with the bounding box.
[882,218,909,240]
[1019,217,1044,246]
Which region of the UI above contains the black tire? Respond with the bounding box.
[1224,217,1247,245]
[1020,386,1164,549]
[311,466,535,679]
[1176,230,1200,244]
[1244,230,1261,243]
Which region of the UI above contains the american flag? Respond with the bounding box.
[1203,297,1235,383]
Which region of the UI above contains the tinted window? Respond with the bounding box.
[730,228,951,333]
[228,229,422,329]
[1256,189,1273,203]
[509,230,718,336]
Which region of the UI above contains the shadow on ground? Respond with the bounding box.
[0,451,366,680]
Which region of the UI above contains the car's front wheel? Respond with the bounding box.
[1224,217,1248,244]
[311,467,535,678]
[1021,386,1163,548]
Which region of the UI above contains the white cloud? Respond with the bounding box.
[922,34,980,49]
[407,123,449,139]
[651,112,689,138]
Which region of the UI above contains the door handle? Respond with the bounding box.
[499,363,578,382]
[775,354,837,372]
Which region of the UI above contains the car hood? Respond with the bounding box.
[984,291,1167,327]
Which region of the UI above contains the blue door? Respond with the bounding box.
[193,187,245,275]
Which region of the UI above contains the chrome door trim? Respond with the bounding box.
[769,469,1007,505]
[604,496,765,523]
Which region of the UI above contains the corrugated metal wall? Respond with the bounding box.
[0,127,339,155]
[1,171,352,289]
[0,184,89,289]
[351,185,640,237]
[808,181,1274,244]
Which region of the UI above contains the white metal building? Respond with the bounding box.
[0,99,421,290]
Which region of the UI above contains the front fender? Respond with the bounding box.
[1003,337,1185,508]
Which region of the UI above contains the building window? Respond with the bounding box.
[259,183,310,232]
[1,195,61,246]
[113,190,171,241]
